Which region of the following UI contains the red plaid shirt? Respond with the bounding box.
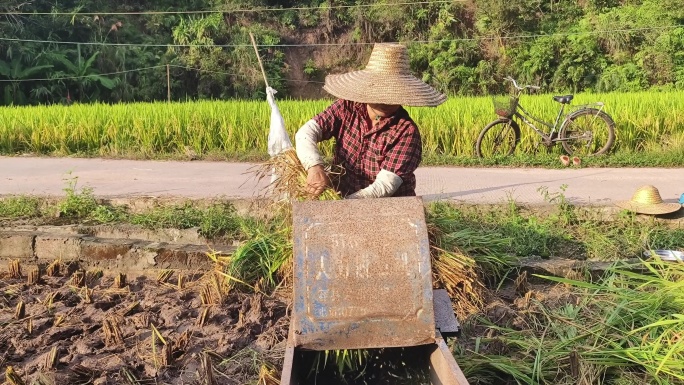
[313,99,422,197]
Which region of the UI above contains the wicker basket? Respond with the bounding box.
[492,95,518,118]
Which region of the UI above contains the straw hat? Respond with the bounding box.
[616,185,682,215]
[322,43,447,107]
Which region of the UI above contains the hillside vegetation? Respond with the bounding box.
[1,0,683,105]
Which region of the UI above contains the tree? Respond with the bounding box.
[0,57,53,105]
[45,45,118,102]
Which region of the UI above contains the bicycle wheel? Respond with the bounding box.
[476,119,520,158]
[559,108,615,156]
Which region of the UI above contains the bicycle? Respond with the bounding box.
[475,77,616,158]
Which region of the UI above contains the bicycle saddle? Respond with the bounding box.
[553,95,574,104]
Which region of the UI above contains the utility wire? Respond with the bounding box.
[0,65,166,82]
[1,1,456,16]
[0,25,679,48]
[168,65,325,83]
[0,64,325,84]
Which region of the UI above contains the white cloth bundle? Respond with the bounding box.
[266,87,293,157]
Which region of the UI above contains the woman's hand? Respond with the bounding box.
[306,165,330,197]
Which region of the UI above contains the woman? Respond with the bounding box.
[295,43,446,199]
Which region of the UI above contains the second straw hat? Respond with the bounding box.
[616,185,682,215]
[322,43,447,107]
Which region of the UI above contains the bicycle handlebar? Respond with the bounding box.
[504,76,541,91]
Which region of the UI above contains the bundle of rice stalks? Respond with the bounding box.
[196,307,210,327]
[258,362,280,385]
[156,270,173,284]
[69,365,100,384]
[114,273,127,288]
[201,352,217,385]
[431,247,487,318]
[252,148,341,204]
[5,366,26,385]
[70,270,85,288]
[44,346,58,370]
[426,202,519,318]
[228,234,292,293]
[8,259,21,279]
[85,270,103,286]
[311,349,370,378]
[102,316,124,346]
[14,300,25,320]
[118,301,140,317]
[227,148,342,295]
[199,284,222,306]
[27,268,40,285]
[46,260,61,277]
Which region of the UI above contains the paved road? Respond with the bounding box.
[1,156,682,206]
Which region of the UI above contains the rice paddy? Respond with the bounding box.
[2,177,684,383]
[1,112,684,384]
[0,260,288,385]
[1,91,683,164]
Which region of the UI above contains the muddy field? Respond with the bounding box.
[0,265,289,385]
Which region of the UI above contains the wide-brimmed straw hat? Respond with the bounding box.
[322,43,447,107]
[616,185,682,215]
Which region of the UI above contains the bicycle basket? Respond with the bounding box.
[492,95,518,118]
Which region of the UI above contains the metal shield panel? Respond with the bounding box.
[292,196,435,350]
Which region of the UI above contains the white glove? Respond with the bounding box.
[347,169,403,199]
[295,119,325,170]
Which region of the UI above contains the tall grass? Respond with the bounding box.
[459,259,684,385]
[1,91,683,161]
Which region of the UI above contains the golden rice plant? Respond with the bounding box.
[2,91,683,159]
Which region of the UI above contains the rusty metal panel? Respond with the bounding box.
[433,289,461,337]
[429,332,471,385]
[291,196,435,351]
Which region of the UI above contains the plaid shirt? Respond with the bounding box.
[313,99,422,197]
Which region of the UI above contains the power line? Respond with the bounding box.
[174,65,325,83]
[0,64,324,84]
[168,65,325,84]
[0,25,679,48]
[1,1,456,16]
[0,65,166,82]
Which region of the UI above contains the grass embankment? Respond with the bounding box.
[2,182,683,384]
[1,91,683,167]
[0,178,244,240]
[1,182,682,278]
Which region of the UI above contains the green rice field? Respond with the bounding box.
[1,91,683,166]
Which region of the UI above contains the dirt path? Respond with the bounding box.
[1,156,683,206]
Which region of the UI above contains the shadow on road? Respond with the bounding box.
[420,170,613,203]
